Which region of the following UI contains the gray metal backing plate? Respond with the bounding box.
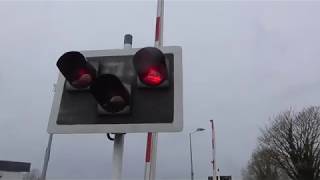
[56,54,174,125]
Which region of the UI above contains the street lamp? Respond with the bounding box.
[189,128,205,180]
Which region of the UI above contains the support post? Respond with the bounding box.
[210,120,217,180]
[40,133,53,180]
[112,134,125,180]
[189,133,194,180]
[111,34,132,180]
[150,132,158,180]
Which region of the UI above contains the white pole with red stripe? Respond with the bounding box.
[144,1,164,180]
[210,120,217,180]
[154,0,164,47]
[144,133,152,180]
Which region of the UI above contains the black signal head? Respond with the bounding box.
[133,47,168,86]
[90,74,130,113]
[56,51,96,89]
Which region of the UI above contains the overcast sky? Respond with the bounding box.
[1,1,320,180]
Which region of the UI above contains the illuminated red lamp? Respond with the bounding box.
[56,51,96,89]
[143,67,164,86]
[133,47,167,87]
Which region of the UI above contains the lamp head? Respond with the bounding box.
[196,128,205,132]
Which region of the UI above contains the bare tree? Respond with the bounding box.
[242,147,285,180]
[259,106,320,180]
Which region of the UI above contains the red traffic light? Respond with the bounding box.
[133,47,167,86]
[56,51,96,89]
[90,74,130,113]
[142,67,164,86]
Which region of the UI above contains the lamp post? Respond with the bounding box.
[189,128,205,180]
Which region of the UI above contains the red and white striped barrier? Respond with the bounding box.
[144,1,164,180]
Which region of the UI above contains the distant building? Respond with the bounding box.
[208,176,232,180]
[0,160,30,180]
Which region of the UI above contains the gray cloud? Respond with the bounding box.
[1,1,320,180]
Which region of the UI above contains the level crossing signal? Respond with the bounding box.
[47,46,183,134]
